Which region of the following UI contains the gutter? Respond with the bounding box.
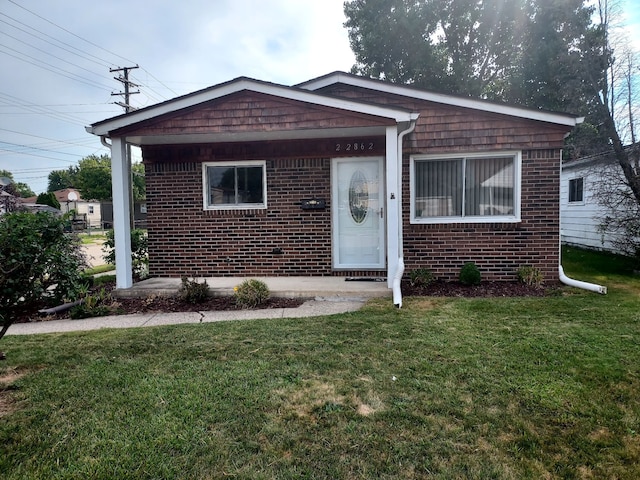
[393,117,418,308]
[559,265,607,294]
[557,138,606,294]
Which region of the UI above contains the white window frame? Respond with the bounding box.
[202,160,267,211]
[568,176,585,205]
[410,151,522,224]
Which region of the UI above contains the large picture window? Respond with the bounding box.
[203,160,266,210]
[410,151,521,223]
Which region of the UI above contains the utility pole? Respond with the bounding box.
[110,65,140,112]
[110,65,140,229]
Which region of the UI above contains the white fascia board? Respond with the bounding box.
[299,72,581,127]
[88,78,414,137]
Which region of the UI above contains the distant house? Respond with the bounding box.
[0,177,16,214]
[561,148,636,253]
[87,71,582,291]
[100,201,147,229]
[23,188,102,228]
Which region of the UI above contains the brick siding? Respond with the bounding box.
[137,85,567,282]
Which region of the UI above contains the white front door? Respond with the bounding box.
[332,157,385,269]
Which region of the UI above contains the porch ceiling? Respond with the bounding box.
[125,125,388,146]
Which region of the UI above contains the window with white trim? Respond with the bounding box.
[410,151,521,223]
[203,160,267,210]
[568,177,584,203]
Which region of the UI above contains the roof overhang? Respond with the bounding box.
[87,77,416,139]
[124,125,392,146]
[298,72,583,128]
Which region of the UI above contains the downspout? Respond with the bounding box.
[100,135,111,149]
[393,117,418,308]
[558,140,607,294]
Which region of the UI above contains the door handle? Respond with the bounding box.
[380,207,384,218]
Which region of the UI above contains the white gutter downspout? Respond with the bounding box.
[557,139,607,294]
[393,117,418,308]
[559,265,607,294]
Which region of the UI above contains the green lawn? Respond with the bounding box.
[1,248,639,479]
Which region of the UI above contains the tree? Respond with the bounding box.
[578,0,640,259]
[36,192,61,210]
[48,166,79,192]
[0,211,87,353]
[344,0,597,107]
[0,169,35,198]
[75,154,113,201]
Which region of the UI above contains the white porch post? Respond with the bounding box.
[110,136,133,289]
[385,125,399,289]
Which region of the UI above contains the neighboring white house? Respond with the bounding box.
[23,188,102,228]
[560,154,625,252]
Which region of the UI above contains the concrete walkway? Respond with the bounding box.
[7,277,391,336]
[6,299,367,336]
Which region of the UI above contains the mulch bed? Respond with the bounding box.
[12,279,551,324]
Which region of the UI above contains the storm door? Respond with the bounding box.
[332,157,385,269]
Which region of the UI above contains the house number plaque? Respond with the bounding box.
[335,141,375,152]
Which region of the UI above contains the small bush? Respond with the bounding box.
[517,265,544,288]
[459,262,481,286]
[178,277,210,304]
[234,279,270,309]
[103,229,148,279]
[69,288,113,319]
[409,268,435,287]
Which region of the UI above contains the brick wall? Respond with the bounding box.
[145,150,336,277]
[402,149,561,282]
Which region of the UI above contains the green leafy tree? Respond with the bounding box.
[132,162,146,201]
[75,154,113,201]
[344,0,599,105]
[0,211,87,350]
[36,192,61,210]
[0,170,35,198]
[344,0,528,98]
[48,166,79,192]
[103,229,149,278]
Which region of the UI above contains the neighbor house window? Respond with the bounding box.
[88,205,94,214]
[568,177,584,203]
[410,151,521,223]
[203,160,267,210]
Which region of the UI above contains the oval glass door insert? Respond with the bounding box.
[349,170,369,224]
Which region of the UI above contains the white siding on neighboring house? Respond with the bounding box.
[560,158,623,252]
[75,201,101,228]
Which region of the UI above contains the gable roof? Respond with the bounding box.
[87,76,418,138]
[297,71,582,127]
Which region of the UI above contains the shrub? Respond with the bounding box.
[409,268,435,287]
[69,288,114,319]
[1,211,87,343]
[234,279,270,309]
[459,262,481,286]
[103,229,148,278]
[517,265,544,288]
[178,277,210,304]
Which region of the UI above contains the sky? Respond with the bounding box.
[0,0,356,194]
[1,0,639,195]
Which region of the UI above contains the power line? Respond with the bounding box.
[6,0,135,66]
[0,14,111,69]
[0,30,114,84]
[0,46,113,93]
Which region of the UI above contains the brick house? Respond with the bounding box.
[87,72,581,294]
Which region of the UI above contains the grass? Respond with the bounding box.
[1,247,639,479]
[83,264,115,276]
[78,232,107,245]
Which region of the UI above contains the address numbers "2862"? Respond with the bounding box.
[335,142,374,152]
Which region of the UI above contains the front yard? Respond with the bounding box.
[0,248,638,479]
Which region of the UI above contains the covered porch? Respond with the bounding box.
[113,275,391,300]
